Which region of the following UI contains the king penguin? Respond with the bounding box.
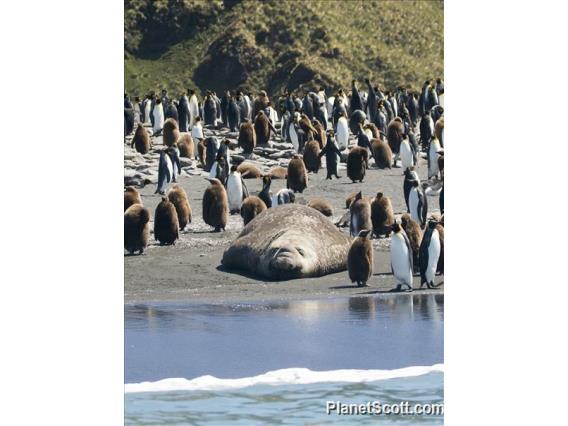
[403,167,420,212]
[400,136,415,170]
[408,179,428,228]
[390,222,414,291]
[428,136,443,179]
[419,221,442,289]
[156,146,181,195]
[226,165,249,214]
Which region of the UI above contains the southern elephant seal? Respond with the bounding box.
[221,204,351,280]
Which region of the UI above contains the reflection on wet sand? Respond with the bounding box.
[125,294,443,382]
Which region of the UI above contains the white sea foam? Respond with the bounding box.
[125,364,444,393]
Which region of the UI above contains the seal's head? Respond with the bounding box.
[260,230,317,279]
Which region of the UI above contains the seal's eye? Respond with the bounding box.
[296,248,305,257]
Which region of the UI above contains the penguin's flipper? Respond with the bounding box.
[241,177,249,199]
[172,149,181,175]
[418,228,431,283]
[421,189,429,225]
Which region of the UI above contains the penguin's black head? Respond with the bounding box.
[376,192,383,200]
[392,222,401,233]
[230,164,238,173]
[358,229,372,239]
[411,180,420,188]
[428,220,438,229]
[262,175,272,186]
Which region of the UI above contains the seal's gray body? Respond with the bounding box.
[222,204,351,280]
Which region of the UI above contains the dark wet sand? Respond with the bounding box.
[125,130,443,304]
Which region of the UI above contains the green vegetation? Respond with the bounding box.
[125,0,443,97]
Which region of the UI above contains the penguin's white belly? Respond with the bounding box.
[289,124,299,152]
[400,141,414,169]
[189,99,199,125]
[227,176,243,210]
[326,97,335,116]
[391,234,413,285]
[153,107,164,133]
[209,162,219,180]
[409,189,420,224]
[336,119,349,150]
[144,104,151,123]
[192,125,203,140]
[165,155,173,182]
[426,230,441,283]
[429,143,441,177]
[269,107,278,124]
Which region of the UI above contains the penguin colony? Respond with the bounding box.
[124,78,444,291]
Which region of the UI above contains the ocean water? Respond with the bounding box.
[125,294,444,424]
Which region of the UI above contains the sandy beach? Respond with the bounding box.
[124,125,443,304]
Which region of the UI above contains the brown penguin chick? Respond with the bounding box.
[349,191,372,237]
[400,213,422,273]
[364,123,381,140]
[202,178,229,232]
[438,152,444,178]
[307,198,333,217]
[167,184,192,230]
[240,195,267,226]
[197,139,206,166]
[268,166,287,179]
[303,139,321,173]
[346,146,369,182]
[435,116,444,144]
[254,111,276,145]
[347,229,373,287]
[162,118,180,147]
[124,204,150,254]
[154,196,180,245]
[370,192,395,238]
[253,91,270,117]
[287,154,308,193]
[131,123,151,154]
[312,119,327,149]
[386,118,404,156]
[299,113,317,136]
[176,133,195,158]
[238,119,256,155]
[124,186,142,211]
[436,223,444,275]
[237,162,262,178]
[371,138,393,169]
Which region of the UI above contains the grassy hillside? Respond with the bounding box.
[125,0,443,97]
